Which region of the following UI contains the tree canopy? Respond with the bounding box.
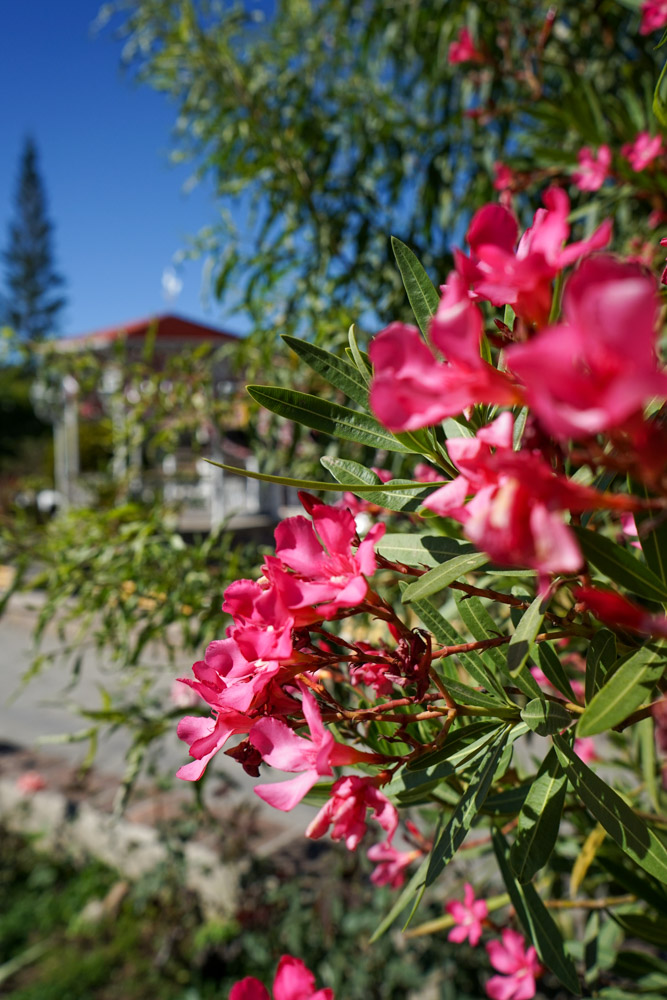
[107,0,665,342]
[3,138,66,344]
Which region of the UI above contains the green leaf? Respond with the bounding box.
[573,526,667,603]
[610,912,667,948]
[483,783,531,816]
[577,643,666,737]
[377,533,474,569]
[455,594,507,670]
[347,324,372,386]
[553,734,667,884]
[653,56,667,129]
[206,457,425,494]
[320,457,438,511]
[537,641,575,701]
[633,482,667,588]
[586,629,617,703]
[441,678,516,713]
[521,698,573,737]
[247,385,414,453]
[507,594,547,677]
[405,722,499,771]
[510,747,568,882]
[391,236,440,336]
[493,829,581,994]
[370,853,430,942]
[384,727,504,803]
[408,594,508,699]
[402,552,489,603]
[282,335,370,409]
[425,730,509,887]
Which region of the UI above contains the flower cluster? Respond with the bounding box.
[178,186,667,1000]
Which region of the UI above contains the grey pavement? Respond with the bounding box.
[0,591,315,842]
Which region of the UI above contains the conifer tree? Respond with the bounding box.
[4,138,66,342]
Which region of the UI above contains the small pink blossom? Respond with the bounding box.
[414,462,442,483]
[250,685,381,811]
[485,929,543,1000]
[17,771,46,795]
[507,255,667,439]
[422,412,628,579]
[622,132,664,171]
[448,27,484,64]
[640,0,667,34]
[574,738,598,765]
[230,955,333,1000]
[367,841,420,888]
[577,586,667,639]
[572,145,612,192]
[455,187,611,325]
[493,162,515,192]
[369,272,518,432]
[272,499,385,618]
[306,775,398,850]
[446,883,488,947]
[620,512,642,549]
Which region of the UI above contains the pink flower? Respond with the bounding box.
[493,162,515,192]
[448,27,484,64]
[176,711,255,781]
[577,586,667,639]
[485,929,543,1000]
[455,187,611,325]
[414,462,442,483]
[622,132,664,171]
[572,145,612,192]
[620,512,642,549]
[640,0,667,34]
[446,883,488,947]
[230,955,333,1000]
[369,273,518,432]
[272,500,385,618]
[507,255,667,439]
[573,738,597,765]
[306,775,398,850]
[16,771,46,795]
[367,841,420,888]
[421,412,624,578]
[249,685,380,811]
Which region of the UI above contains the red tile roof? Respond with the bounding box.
[57,314,239,350]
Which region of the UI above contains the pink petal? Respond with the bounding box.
[485,974,522,1000]
[467,203,518,256]
[249,717,316,771]
[272,956,317,1000]
[254,769,320,811]
[311,505,356,558]
[275,516,327,574]
[230,978,271,1000]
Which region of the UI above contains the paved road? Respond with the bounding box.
[0,592,314,836]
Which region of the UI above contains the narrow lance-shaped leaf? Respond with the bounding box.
[347,324,372,386]
[402,552,489,603]
[377,533,473,569]
[573,526,667,604]
[521,698,573,737]
[321,457,440,512]
[507,594,548,677]
[538,641,575,701]
[494,829,581,995]
[585,628,617,704]
[510,747,568,883]
[247,385,415,453]
[577,643,666,738]
[206,458,431,494]
[424,729,509,887]
[282,335,370,409]
[553,734,667,884]
[391,236,440,337]
[632,481,667,588]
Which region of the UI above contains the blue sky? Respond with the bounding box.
[0,0,250,338]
